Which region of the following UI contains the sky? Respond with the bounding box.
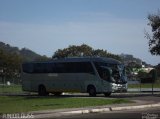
[0,0,160,65]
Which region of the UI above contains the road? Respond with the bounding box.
[27,94,160,119]
[57,107,160,119]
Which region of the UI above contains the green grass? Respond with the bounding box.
[0,85,24,93]
[0,96,132,113]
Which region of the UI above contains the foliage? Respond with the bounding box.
[0,42,51,82]
[138,70,149,79]
[0,49,22,79]
[126,62,142,71]
[0,42,50,62]
[20,48,45,62]
[34,55,51,61]
[52,44,121,61]
[125,62,142,79]
[145,10,160,55]
[137,69,157,83]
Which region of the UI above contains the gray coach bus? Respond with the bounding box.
[21,57,127,96]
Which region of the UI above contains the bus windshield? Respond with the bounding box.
[94,62,127,84]
[117,64,127,84]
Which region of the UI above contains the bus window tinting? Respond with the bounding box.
[22,62,95,74]
[94,62,121,82]
[52,62,95,74]
[22,63,34,73]
[94,62,113,81]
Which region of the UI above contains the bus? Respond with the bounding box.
[21,57,127,96]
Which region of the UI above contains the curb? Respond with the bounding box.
[61,108,110,115]
[60,103,160,114]
[111,103,160,111]
[34,103,160,118]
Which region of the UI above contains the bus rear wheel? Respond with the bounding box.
[38,85,49,96]
[88,86,96,97]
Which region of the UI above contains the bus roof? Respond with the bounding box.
[23,57,121,65]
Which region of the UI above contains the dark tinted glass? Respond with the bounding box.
[22,63,34,73]
[22,62,95,74]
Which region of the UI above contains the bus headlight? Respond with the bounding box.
[111,83,117,90]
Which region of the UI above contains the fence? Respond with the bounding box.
[0,77,26,95]
[128,75,160,93]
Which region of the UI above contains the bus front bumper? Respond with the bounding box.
[111,83,127,93]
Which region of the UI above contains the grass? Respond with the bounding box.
[0,96,132,113]
[0,85,24,93]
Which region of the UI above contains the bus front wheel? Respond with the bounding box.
[87,86,96,97]
[38,85,49,96]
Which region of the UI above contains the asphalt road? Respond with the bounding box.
[57,107,160,119]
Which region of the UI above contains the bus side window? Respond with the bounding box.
[65,62,76,73]
[33,63,42,73]
[54,63,66,73]
[85,62,95,75]
[43,63,53,73]
[22,63,34,73]
[74,62,95,74]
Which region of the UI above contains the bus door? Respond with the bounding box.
[98,66,113,91]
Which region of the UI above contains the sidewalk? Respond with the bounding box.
[31,98,160,119]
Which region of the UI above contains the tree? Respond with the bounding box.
[52,44,121,61]
[35,55,51,61]
[145,10,160,55]
[0,48,22,83]
[53,44,93,58]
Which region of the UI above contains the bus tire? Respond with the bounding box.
[38,85,49,96]
[87,85,96,97]
[104,92,111,97]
